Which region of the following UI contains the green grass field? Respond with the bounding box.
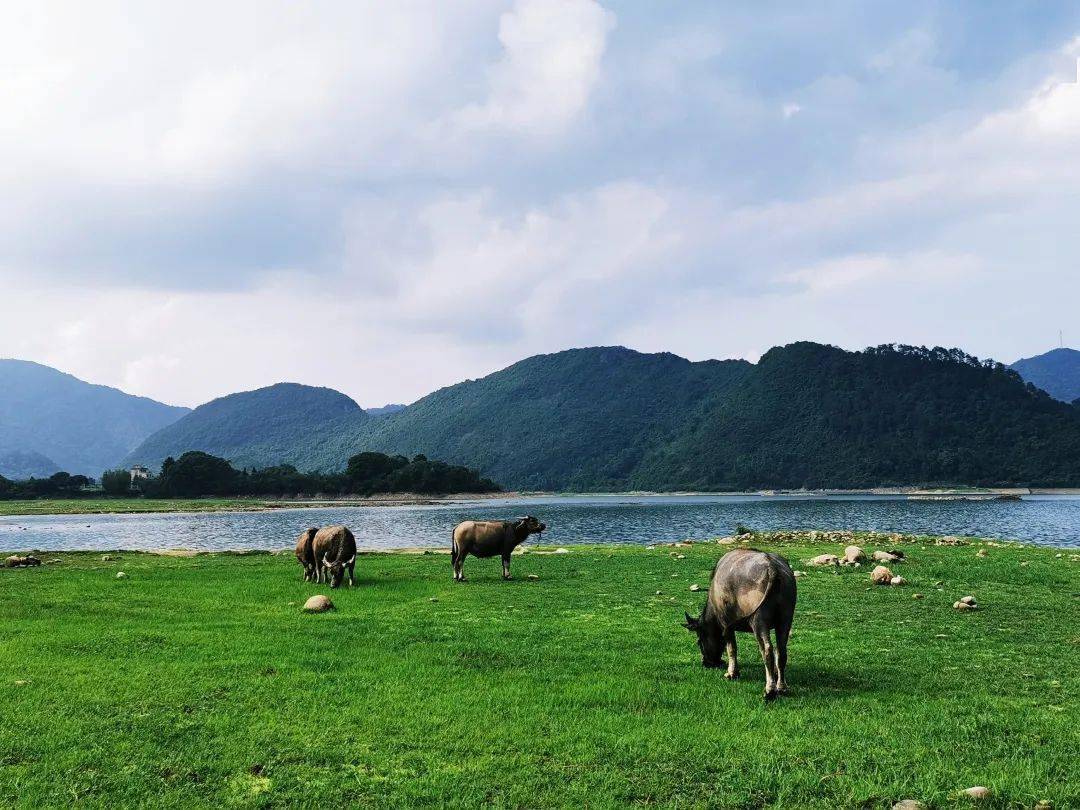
[1,534,1076,808]
[0,498,272,516]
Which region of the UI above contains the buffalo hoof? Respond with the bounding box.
[724,671,740,680]
[777,684,790,695]
[763,688,779,701]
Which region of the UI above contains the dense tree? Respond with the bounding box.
[101,469,132,495]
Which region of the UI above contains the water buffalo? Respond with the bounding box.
[684,548,797,700]
[312,525,356,588]
[294,527,318,582]
[451,516,546,581]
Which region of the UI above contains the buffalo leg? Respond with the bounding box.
[774,620,791,694]
[752,618,779,700]
[724,632,740,680]
[501,554,512,580]
[347,560,355,587]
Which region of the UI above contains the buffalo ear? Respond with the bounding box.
[683,612,700,631]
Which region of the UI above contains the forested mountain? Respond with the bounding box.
[123,383,365,471]
[116,344,1080,491]
[0,449,60,480]
[291,347,753,490]
[1011,348,1080,403]
[633,343,1080,490]
[0,359,190,476]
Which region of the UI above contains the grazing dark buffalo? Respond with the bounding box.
[294,527,318,582]
[451,516,546,581]
[312,525,356,589]
[684,548,797,700]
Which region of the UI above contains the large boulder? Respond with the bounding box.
[871,565,894,585]
[303,595,334,613]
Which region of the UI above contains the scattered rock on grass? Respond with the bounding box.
[913,593,924,599]
[14,680,29,687]
[793,570,806,578]
[976,549,988,558]
[871,566,894,585]
[303,595,334,613]
[892,801,927,810]
[115,571,127,579]
[936,536,968,546]
[809,554,839,566]
[961,786,991,800]
[101,554,116,562]
[689,584,701,592]
[1034,800,1053,809]
[526,574,540,581]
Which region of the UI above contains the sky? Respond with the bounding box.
[1,1,1079,408]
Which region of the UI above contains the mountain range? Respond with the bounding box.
[6,345,1078,489]
[120,344,1080,490]
[0,359,189,478]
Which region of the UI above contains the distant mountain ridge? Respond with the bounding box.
[0,449,60,480]
[120,343,1080,490]
[0,359,190,476]
[123,382,365,472]
[1011,348,1080,403]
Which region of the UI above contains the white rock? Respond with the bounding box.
[912,593,924,599]
[689,584,701,592]
[844,545,866,563]
[303,595,334,612]
[115,571,127,579]
[975,549,988,558]
[892,801,927,810]
[890,576,906,586]
[961,786,991,800]
[554,548,569,554]
[526,574,540,581]
[871,565,893,585]
[793,570,806,578]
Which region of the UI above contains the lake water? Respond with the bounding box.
[2,494,1080,552]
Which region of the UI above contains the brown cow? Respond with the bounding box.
[312,525,356,588]
[684,548,797,701]
[294,527,318,582]
[451,516,546,581]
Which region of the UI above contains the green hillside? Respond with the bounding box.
[124,383,365,472]
[1011,347,1080,402]
[0,359,189,476]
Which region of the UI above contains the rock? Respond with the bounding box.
[554,548,569,554]
[809,554,839,566]
[793,570,806,578]
[689,584,701,592]
[873,550,901,563]
[101,554,116,562]
[115,571,127,579]
[13,680,29,687]
[303,595,334,613]
[889,576,906,586]
[1034,800,1053,809]
[655,590,662,595]
[871,565,894,585]
[913,593,924,599]
[960,595,977,605]
[526,574,540,581]
[961,786,991,800]
[675,554,686,560]
[935,535,968,546]
[892,801,927,810]
[976,549,988,558]
[844,545,866,564]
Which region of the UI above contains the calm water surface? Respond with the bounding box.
[2,495,1079,552]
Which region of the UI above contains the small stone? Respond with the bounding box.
[871,565,893,585]
[303,595,334,613]
[1020,561,1029,566]
[961,786,991,800]
[526,574,539,581]
[429,597,439,602]
[976,549,988,558]
[793,570,806,578]
[115,571,127,579]
[960,595,977,605]
[689,584,701,592]
[889,576,906,586]
[843,545,866,564]
[14,680,29,687]
[655,590,662,595]
[675,554,686,560]
[809,554,839,566]
[892,801,927,810]
[912,593,924,599]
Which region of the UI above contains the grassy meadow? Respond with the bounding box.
[1,534,1077,808]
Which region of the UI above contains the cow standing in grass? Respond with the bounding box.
[294,527,318,581]
[684,548,797,700]
[312,525,356,588]
[451,516,546,581]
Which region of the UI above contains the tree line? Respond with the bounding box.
[0,450,500,500]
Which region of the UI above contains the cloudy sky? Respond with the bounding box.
[2,1,1079,408]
